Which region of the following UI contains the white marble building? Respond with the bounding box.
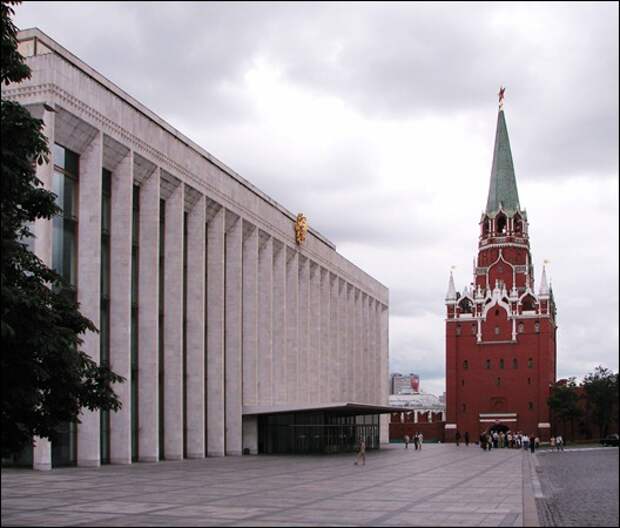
[6,29,391,469]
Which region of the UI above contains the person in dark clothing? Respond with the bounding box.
[529,434,536,454]
[455,431,461,446]
[464,432,469,446]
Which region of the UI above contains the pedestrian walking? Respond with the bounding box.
[529,434,536,454]
[455,431,461,447]
[550,436,556,450]
[354,439,366,465]
[464,431,469,446]
[418,433,424,449]
[480,433,486,450]
[523,434,530,451]
[413,433,419,450]
[486,433,493,451]
[404,434,410,449]
[556,435,564,452]
[493,431,499,449]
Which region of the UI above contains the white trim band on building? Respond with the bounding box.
[480,418,517,423]
[479,413,518,418]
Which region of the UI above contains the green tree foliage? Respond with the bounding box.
[582,366,619,438]
[1,0,124,457]
[547,377,582,440]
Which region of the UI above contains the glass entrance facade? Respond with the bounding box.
[258,412,380,455]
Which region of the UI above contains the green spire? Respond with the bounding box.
[485,109,520,216]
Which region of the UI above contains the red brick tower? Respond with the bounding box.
[444,92,557,443]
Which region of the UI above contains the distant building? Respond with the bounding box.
[390,373,421,395]
[389,392,446,442]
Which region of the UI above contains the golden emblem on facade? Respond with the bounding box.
[295,213,308,245]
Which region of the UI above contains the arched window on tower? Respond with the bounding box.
[482,218,489,237]
[458,297,473,314]
[512,358,518,369]
[496,213,507,235]
[514,215,523,235]
[521,294,537,312]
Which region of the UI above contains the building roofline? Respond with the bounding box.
[16,27,338,250]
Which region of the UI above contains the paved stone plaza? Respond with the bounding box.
[535,447,619,527]
[1,444,539,526]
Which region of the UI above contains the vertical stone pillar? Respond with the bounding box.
[286,249,299,402]
[242,416,258,455]
[309,263,321,403]
[346,284,355,402]
[163,183,184,460]
[320,268,330,402]
[272,241,286,403]
[33,106,55,471]
[109,150,133,465]
[298,257,310,403]
[362,294,369,404]
[225,212,242,455]
[242,223,259,407]
[186,194,206,458]
[77,131,103,467]
[414,411,418,424]
[257,234,272,405]
[368,298,375,404]
[138,168,160,462]
[380,305,390,443]
[206,207,225,456]
[329,275,339,402]
[338,280,347,402]
[354,289,362,403]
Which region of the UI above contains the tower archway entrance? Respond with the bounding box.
[486,423,510,435]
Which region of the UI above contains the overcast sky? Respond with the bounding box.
[14,1,619,396]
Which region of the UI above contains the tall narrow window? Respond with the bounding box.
[131,185,140,461]
[512,358,518,369]
[462,403,466,412]
[499,359,504,369]
[528,358,534,368]
[158,199,165,460]
[463,360,469,370]
[496,377,501,386]
[50,144,79,467]
[471,324,476,335]
[518,323,524,333]
[456,325,461,336]
[528,402,534,410]
[485,359,491,369]
[100,168,112,465]
[535,322,540,333]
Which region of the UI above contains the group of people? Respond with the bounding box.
[478,430,540,452]
[402,433,424,450]
[549,435,565,451]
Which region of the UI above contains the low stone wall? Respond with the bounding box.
[389,421,446,443]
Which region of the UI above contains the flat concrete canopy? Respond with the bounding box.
[243,402,411,416]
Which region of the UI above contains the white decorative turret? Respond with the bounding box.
[510,284,519,299]
[539,264,549,297]
[446,271,457,302]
